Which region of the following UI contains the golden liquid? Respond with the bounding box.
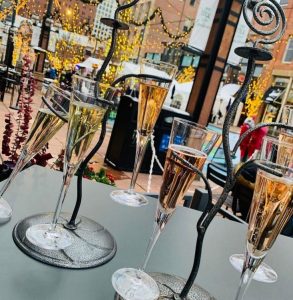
[137,82,168,136]
[66,101,106,168]
[159,144,207,214]
[277,132,293,166]
[25,108,65,156]
[247,170,293,257]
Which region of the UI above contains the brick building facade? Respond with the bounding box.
[132,0,200,67]
[18,0,96,33]
[260,0,293,123]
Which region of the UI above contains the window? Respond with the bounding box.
[280,0,288,5]
[145,53,161,62]
[283,39,293,63]
[181,55,193,67]
[190,0,196,6]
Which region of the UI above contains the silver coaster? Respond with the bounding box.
[114,272,216,300]
[13,212,117,269]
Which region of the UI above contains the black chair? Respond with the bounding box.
[183,188,245,224]
[206,162,227,187]
[3,71,21,109]
[0,69,7,101]
[206,162,238,214]
[145,190,245,224]
[8,74,21,109]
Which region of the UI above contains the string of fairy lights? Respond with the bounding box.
[0,0,19,20]
[130,7,192,40]
[0,0,193,54]
[0,0,292,99]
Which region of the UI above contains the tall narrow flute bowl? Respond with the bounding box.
[112,118,220,300]
[0,85,69,224]
[25,76,112,251]
[234,137,293,300]
[230,135,293,283]
[110,59,177,207]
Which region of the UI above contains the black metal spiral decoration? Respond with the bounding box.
[243,0,286,44]
[43,0,289,296]
[180,0,288,298]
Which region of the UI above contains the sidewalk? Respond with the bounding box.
[0,86,223,201]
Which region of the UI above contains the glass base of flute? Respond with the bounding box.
[112,206,168,300]
[0,151,30,224]
[25,75,111,251]
[112,119,216,299]
[0,85,69,224]
[25,223,73,250]
[110,190,148,207]
[110,132,149,207]
[25,165,76,250]
[230,254,277,283]
[111,59,178,208]
[112,268,160,300]
[0,197,12,224]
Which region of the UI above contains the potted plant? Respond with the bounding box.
[0,55,52,181]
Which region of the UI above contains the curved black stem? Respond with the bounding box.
[180,226,205,299]
[95,27,118,83]
[95,0,139,83]
[66,110,110,229]
[66,0,140,228]
[223,57,256,180]
[166,153,213,299]
[110,73,172,87]
[41,96,68,123]
[115,0,139,17]
[180,54,256,299]
[202,56,255,229]
[172,153,213,207]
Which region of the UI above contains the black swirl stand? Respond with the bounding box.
[132,1,288,299]
[12,0,140,269]
[12,0,291,297]
[116,0,289,299]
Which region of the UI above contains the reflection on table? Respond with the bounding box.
[0,166,292,300]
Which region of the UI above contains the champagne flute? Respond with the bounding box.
[279,105,293,144]
[112,118,220,300]
[26,75,111,250]
[235,138,293,300]
[110,59,177,207]
[230,135,293,282]
[0,85,69,224]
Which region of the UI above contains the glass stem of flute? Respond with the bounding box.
[235,251,264,300]
[129,131,150,193]
[0,150,29,200]
[141,207,172,271]
[50,165,75,231]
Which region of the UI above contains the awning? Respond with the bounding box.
[76,57,104,71]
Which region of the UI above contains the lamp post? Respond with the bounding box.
[4,0,18,68]
[34,0,54,73]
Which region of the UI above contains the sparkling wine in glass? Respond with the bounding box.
[0,85,69,223]
[110,59,177,207]
[234,138,293,300]
[230,136,293,283]
[112,118,220,300]
[25,75,111,250]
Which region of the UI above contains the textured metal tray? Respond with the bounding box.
[13,212,117,269]
[114,272,216,300]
